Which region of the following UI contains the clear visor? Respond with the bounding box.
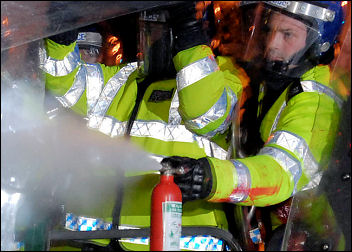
[137,19,172,76]
[80,46,100,57]
[79,46,101,64]
[240,3,321,77]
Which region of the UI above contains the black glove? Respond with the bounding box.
[161,156,213,202]
[168,1,210,55]
[46,2,78,45]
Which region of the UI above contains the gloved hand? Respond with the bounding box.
[167,1,210,55]
[46,2,78,45]
[161,156,213,202]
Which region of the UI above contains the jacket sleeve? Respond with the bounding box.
[204,68,343,206]
[40,38,138,125]
[173,45,243,139]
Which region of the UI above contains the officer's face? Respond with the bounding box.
[79,48,100,64]
[265,12,307,63]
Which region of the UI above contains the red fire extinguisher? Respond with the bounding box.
[150,166,182,251]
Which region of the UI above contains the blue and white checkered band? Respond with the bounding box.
[120,235,227,251]
[65,213,112,231]
[65,216,227,251]
[181,235,225,251]
[77,33,86,42]
[249,228,262,244]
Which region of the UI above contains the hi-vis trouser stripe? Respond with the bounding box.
[266,130,321,191]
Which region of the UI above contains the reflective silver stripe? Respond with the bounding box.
[130,120,228,159]
[300,80,343,109]
[195,135,228,160]
[86,63,105,114]
[229,160,252,203]
[130,121,194,142]
[168,89,182,125]
[267,130,321,190]
[93,116,127,137]
[56,64,86,108]
[39,45,80,76]
[176,55,219,91]
[259,146,302,194]
[90,115,227,160]
[65,213,112,231]
[270,101,286,135]
[214,88,237,136]
[241,1,336,22]
[55,63,104,109]
[148,154,165,164]
[267,1,336,22]
[301,171,323,191]
[88,62,138,129]
[185,88,237,136]
[270,80,342,134]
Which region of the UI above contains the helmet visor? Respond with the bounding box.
[240,2,322,77]
[137,9,174,78]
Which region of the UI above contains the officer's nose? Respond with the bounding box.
[267,30,282,51]
[265,29,283,60]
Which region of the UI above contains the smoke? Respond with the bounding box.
[1,41,160,249]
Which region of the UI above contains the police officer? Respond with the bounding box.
[41,2,243,250]
[76,25,103,64]
[164,1,348,249]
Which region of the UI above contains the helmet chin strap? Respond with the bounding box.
[265,60,291,75]
[264,42,317,88]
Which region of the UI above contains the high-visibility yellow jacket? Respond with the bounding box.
[42,38,343,250]
[41,39,243,250]
[207,65,344,207]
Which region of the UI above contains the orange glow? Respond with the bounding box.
[2,16,8,26]
[106,35,123,65]
[136,52,143,59]
[341,1,348,7]
[115,53,122,64]
[112,42,121,55]
[4,30,11,37]
[214,6,221,15]
[108,36,118,44]
[211,39,220,49]
[337,80,351,97]
[196,1,211,19]
[334,42,341,59]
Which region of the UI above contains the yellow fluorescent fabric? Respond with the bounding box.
[208,65,341,206]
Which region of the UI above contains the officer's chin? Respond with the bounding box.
[82,55,97,64]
